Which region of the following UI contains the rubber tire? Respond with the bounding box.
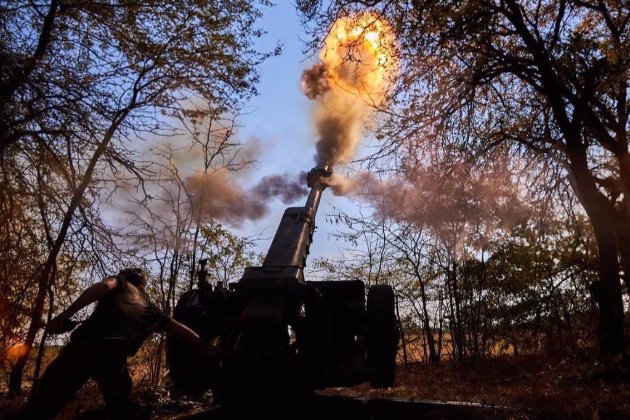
[167,289,213,395]
[366,285,399,388]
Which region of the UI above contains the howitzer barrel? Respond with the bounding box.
[305,164,332,214]
[262,164,332,269]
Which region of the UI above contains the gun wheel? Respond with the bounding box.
[366,285,399,388]
[167,289,217,395]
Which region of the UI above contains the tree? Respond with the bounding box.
[1,0,274,392]
[200,222,258,285]
[486,214,597,354]
[324,211,444,364]
[298,0,630,356]
[320,177,597,363]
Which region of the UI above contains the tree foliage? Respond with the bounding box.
[317,200,597,364]
[0,0,274,392]
[298,0,629,356]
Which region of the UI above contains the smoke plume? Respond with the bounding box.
[300,62,371,166]
[330,155,531,252]
[328,171,380,196]
[301,13,397,168]
[185,169,307,227]
[251,174,309,204]
[300,64,330,99]
[186,168,265,226]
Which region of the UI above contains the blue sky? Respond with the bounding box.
[232,2,361,263]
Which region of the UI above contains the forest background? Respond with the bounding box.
[1,1,629,416]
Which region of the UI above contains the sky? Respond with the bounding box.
[99,1,367,273]
[228,2,362,264]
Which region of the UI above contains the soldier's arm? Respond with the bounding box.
[162,318,219,359]
[47,276,118,332]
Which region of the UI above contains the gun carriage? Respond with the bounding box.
[167,165,399,403]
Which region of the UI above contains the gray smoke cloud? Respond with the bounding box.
[328,171,379,196]
[186,169,308,227]
[185,168,266,226]
[251,174,309,204]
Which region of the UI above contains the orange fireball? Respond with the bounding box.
[321,12,398,105]
[302,12,398,166]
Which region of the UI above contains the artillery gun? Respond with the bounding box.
[167,165,399,403]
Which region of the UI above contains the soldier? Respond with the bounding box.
[20,268,215,419]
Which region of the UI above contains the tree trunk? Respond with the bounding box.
[589,222,625,355]
[394,294,408,366]
[418,280,439,365]
[8,270,47,394]
[33,278,55,382]
[615,154,630,296]
[615,221,630,296]
[8,113,128,392]
[450,262,466,361]
[0,0,60,154]
[445,269,457,360]
[567,147,625,356]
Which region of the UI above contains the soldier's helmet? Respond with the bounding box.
[118,267,147,287]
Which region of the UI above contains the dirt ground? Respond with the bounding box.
[2,351,630,419]
[323,352,630,419]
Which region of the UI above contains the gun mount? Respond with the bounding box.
[167,165,399,403]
